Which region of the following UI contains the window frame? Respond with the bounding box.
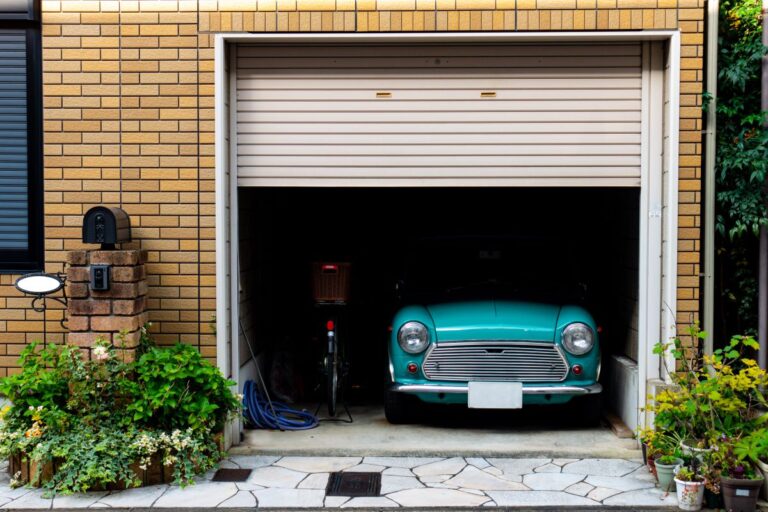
[0,0,43,273]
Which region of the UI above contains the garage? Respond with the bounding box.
[214,33,680,450]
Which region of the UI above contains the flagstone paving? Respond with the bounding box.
[0,456,682,509]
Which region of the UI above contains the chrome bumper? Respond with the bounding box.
[391,383,602,396]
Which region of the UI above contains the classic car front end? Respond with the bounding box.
[385,300,602,424]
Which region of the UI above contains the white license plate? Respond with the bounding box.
[468,381,523,409]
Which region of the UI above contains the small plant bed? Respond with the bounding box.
[0,328,241,495]
[640,327,768,511]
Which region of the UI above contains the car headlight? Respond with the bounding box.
[562,323,594,355]
[397,321,430,354]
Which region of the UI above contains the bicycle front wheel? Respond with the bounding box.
[327,348,338,417]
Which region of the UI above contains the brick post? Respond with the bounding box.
[66,250,148,361]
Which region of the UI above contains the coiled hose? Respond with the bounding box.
[242,379,318,431]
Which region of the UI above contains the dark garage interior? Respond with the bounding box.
[237,187,640,425]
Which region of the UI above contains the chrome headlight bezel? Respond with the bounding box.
[397,321,430,354]
[561,322,595,356]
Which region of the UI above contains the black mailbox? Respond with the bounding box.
[82,206,132,249]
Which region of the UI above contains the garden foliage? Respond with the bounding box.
[642,327,768,490]
[0,330,241,495]
[714,0,768,333]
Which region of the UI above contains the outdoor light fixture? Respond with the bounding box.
[14,272,68,328]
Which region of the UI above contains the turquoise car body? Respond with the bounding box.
[388,300,601,406]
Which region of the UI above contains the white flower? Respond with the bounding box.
[92,345,109,361]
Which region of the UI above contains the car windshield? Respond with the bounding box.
[398,236,587,304]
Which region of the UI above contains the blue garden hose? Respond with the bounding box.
[243,379,318,431]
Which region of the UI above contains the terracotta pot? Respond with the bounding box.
[721,474,764,512]
[674,478,705,511]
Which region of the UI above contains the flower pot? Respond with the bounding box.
[674,478,705,511]
[721,474,764,512]
[648,453,659,480]
[703,487,723,510]
[655,458,684,492]
[756,458,768,501]
[680,440,711,463]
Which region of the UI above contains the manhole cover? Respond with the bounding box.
[326,472,381,497]
[211,468,252,482]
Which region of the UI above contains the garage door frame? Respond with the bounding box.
[215,31,681,441]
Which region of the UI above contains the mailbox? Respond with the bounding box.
[82,206,132,249]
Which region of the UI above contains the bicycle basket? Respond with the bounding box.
[312,262,350,304]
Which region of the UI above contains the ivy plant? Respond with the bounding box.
[713,0,768,333]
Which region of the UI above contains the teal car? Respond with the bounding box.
[385,238,602,425]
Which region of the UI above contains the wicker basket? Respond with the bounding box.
[312,262,350,304]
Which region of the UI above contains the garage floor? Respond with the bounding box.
[235,405,639,459]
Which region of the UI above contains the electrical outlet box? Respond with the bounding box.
[90,265,110,291]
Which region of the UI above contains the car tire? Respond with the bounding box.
[573,393,603,427]
[384,390,413,424]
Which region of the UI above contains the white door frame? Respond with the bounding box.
[215,30,681,433]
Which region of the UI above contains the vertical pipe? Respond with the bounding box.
[703,0,718,357]
[760,0,768,369]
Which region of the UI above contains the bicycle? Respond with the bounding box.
[312,263,353,422]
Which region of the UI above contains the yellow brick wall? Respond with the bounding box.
[0,0,703,374]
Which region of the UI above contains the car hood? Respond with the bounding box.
[426,301,561,342]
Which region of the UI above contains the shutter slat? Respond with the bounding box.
[0,30,28,249]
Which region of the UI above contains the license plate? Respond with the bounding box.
[468,381,523,409]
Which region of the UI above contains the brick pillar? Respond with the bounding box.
[66,250,148,361]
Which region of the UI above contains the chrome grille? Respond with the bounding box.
[422,341,569,383]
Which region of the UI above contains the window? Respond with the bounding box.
[0,0,42,272]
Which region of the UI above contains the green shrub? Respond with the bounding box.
[0,332,240,495]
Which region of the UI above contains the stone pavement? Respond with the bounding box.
[0,456,683,509]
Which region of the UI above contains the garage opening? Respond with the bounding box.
[236,187,640,454]
[220,36,675,452]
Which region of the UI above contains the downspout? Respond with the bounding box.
[703,0,718,357]
[759,0,768,370]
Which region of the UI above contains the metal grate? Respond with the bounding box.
[326,472,381,497]
[211,468,252,482]
[423,341,569,383]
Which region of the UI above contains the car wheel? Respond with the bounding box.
[384,390,413,424]
[573,393,603,427]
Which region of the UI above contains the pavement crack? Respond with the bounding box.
[149,485,170,508]
[249,490,258,508]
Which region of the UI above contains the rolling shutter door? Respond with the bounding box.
[236,43,642,187]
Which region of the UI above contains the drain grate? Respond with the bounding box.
[211,468,252,482]
[326,472,381,497]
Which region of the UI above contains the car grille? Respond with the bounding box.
[422,341,569,383]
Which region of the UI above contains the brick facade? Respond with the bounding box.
[0,0,704,374]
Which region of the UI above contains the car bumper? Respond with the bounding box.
[391,382,602,396]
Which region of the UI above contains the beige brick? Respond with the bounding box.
[20,0,705,377]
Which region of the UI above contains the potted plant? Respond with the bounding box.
[709,432,767,512]
[733,428,768,501]
[649,332,767,452]
[674,465,706,511]
[655,454,684,492]
[638,427,684,480]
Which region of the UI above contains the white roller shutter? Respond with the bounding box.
[236,43,642,187]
